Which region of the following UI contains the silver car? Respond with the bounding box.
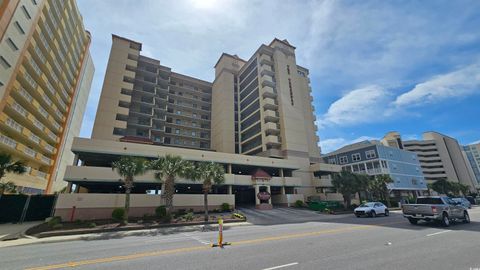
[452,198,472,209]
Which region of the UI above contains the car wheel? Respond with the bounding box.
[463,211,470,224]
[384,209,389,216]
[408,218,418,225]
[370,210,376,218]
[441,213,450,227]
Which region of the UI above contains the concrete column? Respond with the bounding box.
[254,185,260,205]
[73,154,79,166]
[267,185,272,204]
[228,185,233,194]
[281,186,286,195]
[363,163,368,173]
[66,182,72,193]
[279,168,284,178]
[227,164,232,174]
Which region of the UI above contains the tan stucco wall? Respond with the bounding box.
[54,193,235,220]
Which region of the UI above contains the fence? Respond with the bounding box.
[0,194,56,223]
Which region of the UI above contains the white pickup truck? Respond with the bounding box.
[402,196,470,227]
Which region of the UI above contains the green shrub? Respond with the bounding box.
[162,213,172,223]
[294,200,304,208]
[183,212,194,222]
[155,206,167,218]
[112,208,126,222]
[74,219,83,225]
[221,203,230,212]
[174,209,186,218]
[52,223,63,230]
[88,222,96,228]
[47,216,62,227]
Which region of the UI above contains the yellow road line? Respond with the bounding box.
[25,221,404,270]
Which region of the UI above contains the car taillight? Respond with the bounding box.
[431,206,437,214]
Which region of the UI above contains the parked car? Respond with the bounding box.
[402,196,470,227]
[452,197,472,209]
[354,202,389,218]
[465,196,476,205]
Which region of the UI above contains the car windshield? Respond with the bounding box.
[359,203,375,207]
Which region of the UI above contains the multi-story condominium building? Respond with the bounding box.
[463,143,480,188]
[61,35,338,216]
[0,0,94,193]
[322,140,428,196]
[382,131,477,191]
[91,35,211,150]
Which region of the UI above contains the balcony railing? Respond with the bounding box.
[0,134,17,148]
[6,118,23,132]
[24,147,36,157]
[12,102,28,117]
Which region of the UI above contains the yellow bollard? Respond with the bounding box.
[211,217,230,248]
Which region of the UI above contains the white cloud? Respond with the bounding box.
[319,136,378,154]
[470,140,480,145]
[318,85,392,128]
[395,64,480,107]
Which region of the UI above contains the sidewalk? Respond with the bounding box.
[0,222,250,248]
[0,221,42,241]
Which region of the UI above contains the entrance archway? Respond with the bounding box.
[233,186,255,206]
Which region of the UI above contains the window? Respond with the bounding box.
[0,56,11,69]
[286,65,290,75]
[328,158,336,164]
[365,150,376,159]
[192,121,197,127]
[21,5,31,19]
[192,113,197,118]
[7,38,19,51]
[191,131,196,137]
[31,0,38,5]
[339,156,348,164]
[176,110,181,115]
[352,153,361,162]
[175,129,180,134]
[381,160,388,168]
[176,119,181,124]
[288,78,294,106]
[14,21,25,34]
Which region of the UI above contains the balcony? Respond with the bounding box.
[263,97,278,110]
[314,176,333,187]
[259,55,273,66]
[264,110,279,122]
[262,86,277,99]
[0,134,17,149]
[265,135,280,145]
[265,122,280,135]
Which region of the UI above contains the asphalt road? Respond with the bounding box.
[1,206,480,270]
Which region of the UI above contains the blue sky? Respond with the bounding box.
[77,0,480,153]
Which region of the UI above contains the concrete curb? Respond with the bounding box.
[0,222,251,248]
[33,219,246,238]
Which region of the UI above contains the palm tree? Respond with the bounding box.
[111,156,148,223]
[355,174,370,203]
[0,153,27,195]
[369,174,393,207]
[195,162,225,222]
[149,155,195,214]
[331,171,359,209]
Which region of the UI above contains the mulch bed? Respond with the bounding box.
[26,212,245,238]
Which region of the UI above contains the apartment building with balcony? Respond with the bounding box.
[462,143,480,189]
[91,35,211,150]
[0,0,94,193]
[64,36,338,211]
[382,131,477,191]
[321,140,428,195]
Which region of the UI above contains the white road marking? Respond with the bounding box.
[426,230,452,237]
[182,233,210,245]
[262,262,299,270]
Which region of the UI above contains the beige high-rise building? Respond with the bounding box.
[63,36,339,212]
[92,35,211,150]
[0,0,94,193]
[382,131,477,191]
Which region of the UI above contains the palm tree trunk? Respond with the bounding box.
[164,176,175,214]
[343,194,351,209]
[204,189,209,222]
[124,187,131,224]
[358,192,363,204]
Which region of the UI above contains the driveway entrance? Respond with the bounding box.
[233,186,256,206]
